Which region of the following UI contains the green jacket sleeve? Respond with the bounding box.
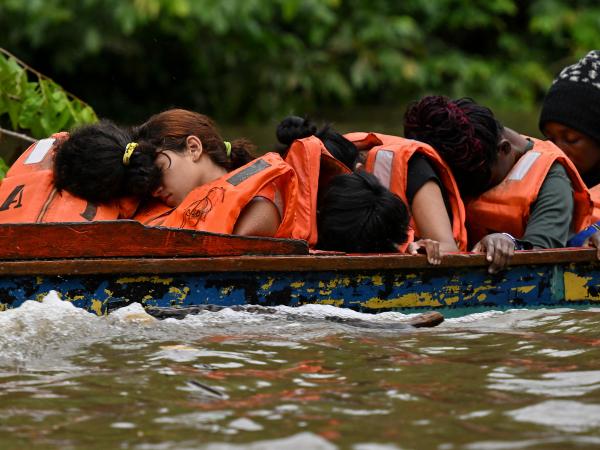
[521,163,574,249]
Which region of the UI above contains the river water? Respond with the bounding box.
[2,293,600,449]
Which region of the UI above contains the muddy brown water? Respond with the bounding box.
[1,293,600,449]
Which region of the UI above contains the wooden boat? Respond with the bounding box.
[0,221,599,316]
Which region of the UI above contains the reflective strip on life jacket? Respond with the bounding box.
[284,136,350,246]
[372,149,394,189]
[7,132,69,177]
[161,152,299,237]
[466,137,592,244]
[364,138,468,251]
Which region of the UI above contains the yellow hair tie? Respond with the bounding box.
[123,142,138,166]
[224,141,232,157]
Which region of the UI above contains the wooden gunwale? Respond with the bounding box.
[0,248,596,276]
[1,222,599,315]
[0,221,308,260]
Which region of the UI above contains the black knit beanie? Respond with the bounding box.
[539,50,600,146]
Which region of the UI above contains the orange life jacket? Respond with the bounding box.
[161,152,299,237]
[283,136,351,246]
[360,135,468,251]
[344,132,406,151]
[466,138,593,244]
[589,185,600,222]
[0,133,123,224]
[132,199,175,226]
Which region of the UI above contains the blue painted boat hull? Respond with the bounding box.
[2,256,599,315]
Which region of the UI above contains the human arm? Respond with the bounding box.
[521,163,574,249]
[407,155,459,253]
[233,197,281,237]
[471,163,573,273]
[411,181,459,253]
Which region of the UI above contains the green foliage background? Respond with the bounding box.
[0,50,97,139]
[0,0,599,125]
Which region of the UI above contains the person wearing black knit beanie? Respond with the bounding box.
[539,50,600,188]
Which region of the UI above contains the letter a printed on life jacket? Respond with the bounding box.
[0,133,121,224]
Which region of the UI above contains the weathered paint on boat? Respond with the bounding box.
[0,222,598,315]
[0,254,599,315]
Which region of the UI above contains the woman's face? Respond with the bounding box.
[543,122,600,175]
[152,150,200,207]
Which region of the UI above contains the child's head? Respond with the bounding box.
[134,109,255,206]
[404,96,503,197]
[539,50,600,178]
[276,116,358,170]
[54,109,256,207]
[317,171,409,252]
[53,120,156,203]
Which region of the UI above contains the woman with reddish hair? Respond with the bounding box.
[54,109,298,238]
[404,96,592,272]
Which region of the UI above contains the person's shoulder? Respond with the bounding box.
[408,152,437,175]
[408,152,432,165]
[539,162,572,197]
[546,161,571,179]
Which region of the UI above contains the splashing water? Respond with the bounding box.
[1,292,600,449]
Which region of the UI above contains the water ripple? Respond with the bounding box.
[507,400,600,432]
[488,369,600,397]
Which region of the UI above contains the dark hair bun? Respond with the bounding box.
[276,116,317,146]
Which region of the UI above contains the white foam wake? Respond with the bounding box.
[0,291,591,369]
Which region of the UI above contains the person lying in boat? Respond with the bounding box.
[403,95,593,273]
[274,116,356,246]
[344,128,468,256]
[539,50,600,254]
[318,170,408,247]
[53,109,299,238]
[275,116,443,264]
[0,129,138,224]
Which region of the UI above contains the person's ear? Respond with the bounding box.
[498,138,511,155]
[186,135,204,161]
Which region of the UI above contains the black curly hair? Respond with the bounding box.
[403,96,503,197]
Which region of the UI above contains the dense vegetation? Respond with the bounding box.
[0,49,97,139]
[0,49,97,178]
[0,0,599,125]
